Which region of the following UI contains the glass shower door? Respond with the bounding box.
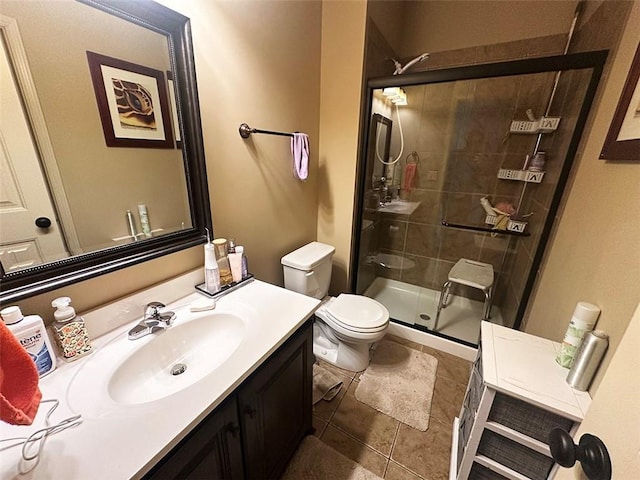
[354,53,605,346]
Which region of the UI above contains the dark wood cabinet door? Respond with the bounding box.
[238,320,313,479]
[144,397,244,480]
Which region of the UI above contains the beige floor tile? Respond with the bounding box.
[312,414,328,438]
[318,358,359,379]
[391,420,452,480]
[321,424,389,478]
[331,381,400,455]
[384,334,423,352]
[313,374,352,422]
[384,461,424,480]
[429,376,466,425]
[432,350,471,385]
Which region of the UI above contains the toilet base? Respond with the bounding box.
[313,322,373,372]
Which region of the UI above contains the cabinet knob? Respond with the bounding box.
[225,422,240,438]
[548,428,611,480]
[243,406,257,419]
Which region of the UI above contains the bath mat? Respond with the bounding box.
[281,435,383,480]
[313,363,344,405]
[355,340,438,431]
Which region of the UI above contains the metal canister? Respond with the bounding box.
[566,330,608,391]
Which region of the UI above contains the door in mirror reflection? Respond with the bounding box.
[0,39,69,271]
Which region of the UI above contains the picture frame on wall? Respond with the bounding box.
[86,51,173,149]
[166,70,182,149]
[600,42,640,161]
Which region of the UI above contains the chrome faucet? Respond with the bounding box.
[127,301,176,340]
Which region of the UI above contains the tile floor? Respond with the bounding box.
[310,334,472,480]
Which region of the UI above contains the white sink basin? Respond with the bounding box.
[67,307,249,415]
[378,199,420,215]
[108,313,245,405]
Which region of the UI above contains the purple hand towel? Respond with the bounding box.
[291,132,309,180]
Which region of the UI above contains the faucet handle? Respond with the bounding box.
[144,301,165,318]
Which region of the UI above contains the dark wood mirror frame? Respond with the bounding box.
[0,0,211,305]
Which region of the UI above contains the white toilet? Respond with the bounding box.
[281,241,389,371]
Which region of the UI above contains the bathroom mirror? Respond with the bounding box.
[371,113,392,179]
[0,0,211,304]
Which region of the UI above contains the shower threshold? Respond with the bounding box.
[364,277,503,345]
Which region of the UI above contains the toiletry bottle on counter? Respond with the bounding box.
[236,245,249,279]
[204,239,221,293]
[228,251,243,283]
[0,306,57,377]
[213,238,233,286]
[51,297,93,361]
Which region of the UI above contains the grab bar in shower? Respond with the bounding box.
[239,123,295,139]
[441,221,530,237]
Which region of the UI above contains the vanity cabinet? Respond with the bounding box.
[144,319,313,480]
[145,398,244,479]
[452,322,591,480]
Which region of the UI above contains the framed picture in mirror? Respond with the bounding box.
[86,51,174,148]
[600,42,640,161]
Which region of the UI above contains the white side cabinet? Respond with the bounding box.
[451,322,592,480]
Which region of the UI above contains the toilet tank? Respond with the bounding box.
[281,242,335,299]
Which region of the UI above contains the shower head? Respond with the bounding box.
[392,52,430,75]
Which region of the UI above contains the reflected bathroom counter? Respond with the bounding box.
[377,199,420,215]
[0,273,320,479]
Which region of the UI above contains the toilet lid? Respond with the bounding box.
[325,294,389,331]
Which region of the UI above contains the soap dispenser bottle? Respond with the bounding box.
[51,297,93,361]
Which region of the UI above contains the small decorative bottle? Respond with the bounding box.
[236,245,249,279]
[528,152,546,172]
[138,204,152,237]
[204,240,221,294]
[213,238,233,286]
[51,297,93,361]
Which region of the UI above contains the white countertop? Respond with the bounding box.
[0,278,320,479]
[481,322,591,422]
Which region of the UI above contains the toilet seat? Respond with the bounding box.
[322,294,388,333]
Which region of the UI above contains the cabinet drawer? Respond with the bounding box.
[489,393,574,444]
[469,462,508,480]
[477,430,553,480]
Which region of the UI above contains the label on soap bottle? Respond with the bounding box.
[20,326,55,376]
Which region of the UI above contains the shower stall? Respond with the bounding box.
[351,52,606,346]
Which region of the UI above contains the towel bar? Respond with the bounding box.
[239,123,294,139]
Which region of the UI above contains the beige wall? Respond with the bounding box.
[317,0,368,293]
[525,0,640,392]
[162,0,322,287]
[2,1,190,253]
[555,303,640,479]
[400,0,577,57]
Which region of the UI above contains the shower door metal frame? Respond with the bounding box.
[350,50,607,336]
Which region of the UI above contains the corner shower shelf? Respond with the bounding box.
[497,169,545,183]
[484,215,528,234]
[442,221,530,237]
